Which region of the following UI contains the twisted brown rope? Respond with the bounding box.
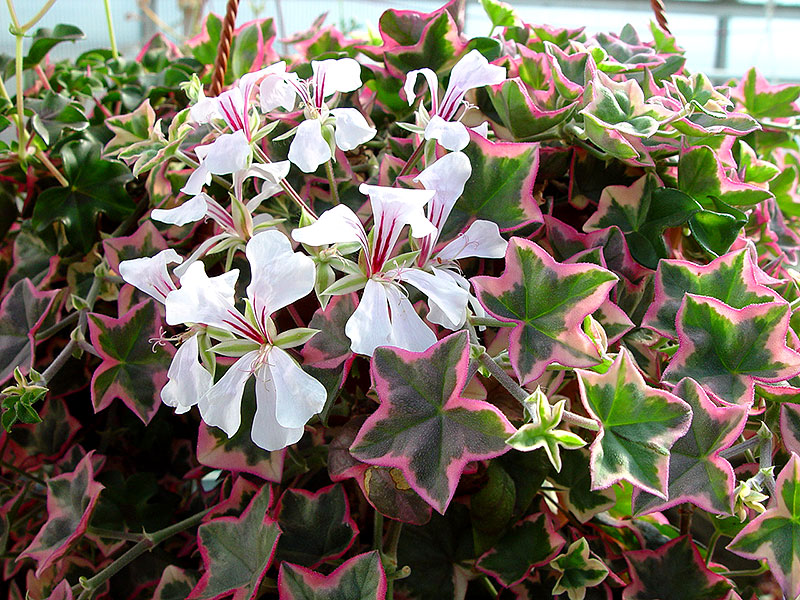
[650,0,671,34]
[209,0,240,96]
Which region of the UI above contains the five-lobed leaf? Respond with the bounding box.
[662,294,800,406]
[577,347,692,498]
[472,237,618,385]
[278,550,387,600]
[349,331,514,514]
[550,537,609,600]
[632,378,748,516]
[189,486,280,600]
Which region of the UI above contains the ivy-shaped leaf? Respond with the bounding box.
[350,331,514,514]
[476,513,565,588]
[274,484,359,568]
[678,145,773,207]
[278,551,387,600]
[440,131,542,239]
[623,536,733,600]
[506,387,587,471]
[27,91,88,146]
[734,67,800,119]
[88,299,174,424]
[189,486,280,600]
[0,278,62,383]
[577,348,692,498]
[662,295,800,406]
[154,566,199,600]
[632,378,748,516]
[486,78,576,142]
[780,403,800,456]
[32,140,134,253]
[583,174,702,269]
[642,248,781,339]
[551,449,615,523]
[550,538,609,600]
[23,24,85,67]
[728,454,800,600]
[473,238,618,385]
[18,452,104,577]
[102,221,169,277]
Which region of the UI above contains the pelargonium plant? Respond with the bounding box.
[2,0,800,598]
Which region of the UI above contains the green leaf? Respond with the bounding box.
[27,91,88,146]
[87,300,174,424]
[350,331,514,514]
[584,174,702,268]
[624,536,733,600]
[32,140,134,252]
[24,24,85,68]
[550,538,609,600]
[735,67,800,119]
[470,461,516,552]
[662,295,800,406]
[278,551,387,600]
[506,388,587,471]
[472,237,617,385]
[678,145,773,207]
[189,486,280,600]
[274,484,359,568]
[577,348,692,498]
[480,0,518,28]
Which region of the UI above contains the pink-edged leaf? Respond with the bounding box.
[476,513,565,588]
[728,454,800,600]
[87,299,174,424]
[733,67,800,119]
[278,550,387,600]
[329,418,432,526]
[632,378,748,516]
[153,566,199,600]
[486,78,577,141]
[578,348,692,498]
[45,580,73,600]
[18,452,103,577]
[0,278,62,383]
[472,238,618,385]
[623,536,733,600]
[551,448,616,523]
[101,220,168,277]
[662,295,800,406]
[595,299,634,344]
[550,537,610,599]
[350,331,514,514]
[679,145,773,207]
[439,131,541,240]
[780,403,800,456]
[196,388,284,483]
[274,484,359,568]
[642,248,781,339]
[189,486,280,600]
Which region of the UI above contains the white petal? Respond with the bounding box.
[268,347,326,428]
[312,58,362,98]
[345,279,393,356]
[151,194,209,226]
[384,283,437,352]
[119,249,182,302]
[424,116,470,151]
[414,151,472,233]
[198,351,256,437]
[288,119,332,173]
[161,334,213,414]
[172,233,229,279]
[471,121,490,138]
[165,261,241,331]
[398,268,469,330]
[359,184,437,240]
[181,162,211,196]
[443,49,506,115]
[246,230,315,320]
[251,368,305,451]
[239,61,287,99]
[190,93,220,124]
[331,108,376,151]
[404,68,439,110]
[201,130,252,175]
[437,219,508,261]
[291,204,367,250]
[259,70,299,112]
[237,162,290,211]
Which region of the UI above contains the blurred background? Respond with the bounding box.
[2,0,799,81]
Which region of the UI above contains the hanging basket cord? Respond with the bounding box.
[650,0,671,34]
[209,0,240,96]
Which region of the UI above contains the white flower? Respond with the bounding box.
[404,49,506,150]
[259,58,376,172]
[165,230,326,451]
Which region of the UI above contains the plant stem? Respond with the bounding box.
[324,160,340,205]
[36,149,68,186]
[469,316,515,328]
[395,143,425,180]
[87,527,145,542]
[0,459,46,485]
[21,0,58,31]
[479,575,498,598]
[478,352,599,431]
[705,530,721,566]
[35,311,79,340]
[373,509,383,551]
[73,507,212,597]
[719,436,760,460]
[717,562,768,578]
[102,0,119,60]
[13,32,27,161]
